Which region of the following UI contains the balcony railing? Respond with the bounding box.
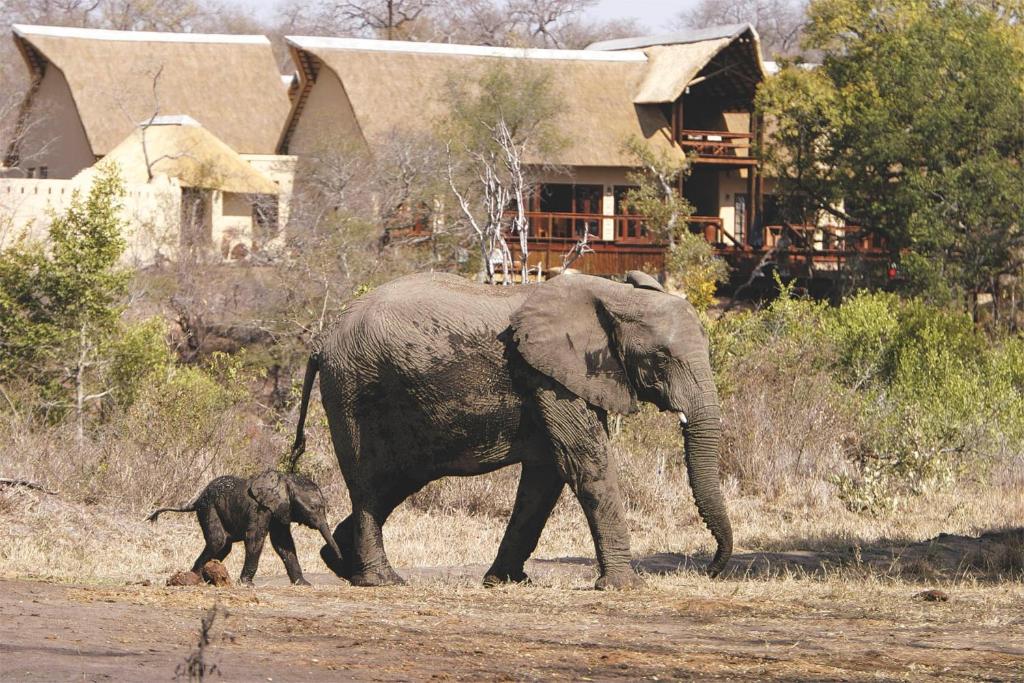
[677,129,754,162]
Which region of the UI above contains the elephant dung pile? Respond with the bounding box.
[166,570,202,587]
[201,560,232,586]
[165,561,232,587]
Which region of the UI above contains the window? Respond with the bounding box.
[734,193,747,245]
[536,184,602,238]
[252,197,280,247]
[37,166,48,179]
[613,185,648,241]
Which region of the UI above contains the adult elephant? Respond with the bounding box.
[292,270,731,589]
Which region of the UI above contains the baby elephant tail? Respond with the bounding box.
[145,505,194,523]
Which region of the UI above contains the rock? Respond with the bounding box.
[167,570,202,587]
[201,560,232,587]
[915,589,950,602]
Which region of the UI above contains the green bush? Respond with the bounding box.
[711,288,1024,512]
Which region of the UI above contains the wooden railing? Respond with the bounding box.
[677,129,754,161]
[763,224,886,254]
[504,211,887,278]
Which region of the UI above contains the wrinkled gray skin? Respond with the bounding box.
[292,271,732,590]
[146,471,343,585]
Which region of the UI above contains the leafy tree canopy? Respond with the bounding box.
[757,0,1024,301]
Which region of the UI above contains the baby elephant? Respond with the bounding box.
[147,470,342,586]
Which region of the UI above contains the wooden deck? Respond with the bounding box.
[506,213,889,281]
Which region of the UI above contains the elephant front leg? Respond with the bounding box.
[269,521,309,586]
[534,388,644,591]
[571,468,644,590]
[484,462,564,587]
[240,529,267,586]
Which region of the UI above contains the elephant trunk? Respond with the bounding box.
[680,405,732,577]
[318,522,343,562]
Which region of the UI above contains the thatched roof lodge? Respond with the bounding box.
[279,26,767,275]
[279,24,764,167]
[8,24,291,179]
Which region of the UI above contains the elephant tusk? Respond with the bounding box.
[678,412,688,425]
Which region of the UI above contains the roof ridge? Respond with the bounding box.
[13,23,270,45]
[586,24,756,51]
[285,36,647,63]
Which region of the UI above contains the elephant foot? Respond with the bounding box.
[350,567,406,587]
[595,570,645,591]
[320,543,354,580]
[291,577,311,587]
[239,576,255,587]
[482,568,530,588]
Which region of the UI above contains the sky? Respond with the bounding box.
[590,0,691,31]
[247,0,691,33]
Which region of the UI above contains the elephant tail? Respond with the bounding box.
[145,505,194,523]
[289,352,320,472]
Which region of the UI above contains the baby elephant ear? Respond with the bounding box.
[248,470,290,522]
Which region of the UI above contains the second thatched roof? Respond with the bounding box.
[280,27,764,167]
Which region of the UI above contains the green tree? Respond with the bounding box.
[0,165,131,437]
[757,0,1024,306]
[622,136,727,311]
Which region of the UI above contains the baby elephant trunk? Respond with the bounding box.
[318,521,343,562]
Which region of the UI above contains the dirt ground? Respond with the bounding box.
[3,532,1023,682]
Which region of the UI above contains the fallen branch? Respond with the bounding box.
[0,478,57,495]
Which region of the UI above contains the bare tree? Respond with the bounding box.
[508,0,596,48]
[442,60,563,284]
[321,0,436,39]
[675,0,807,58]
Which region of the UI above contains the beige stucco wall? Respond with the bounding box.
[16,67,95,179]
[287,69,364,157]
[242,154,297,230]
[0,177,181,265]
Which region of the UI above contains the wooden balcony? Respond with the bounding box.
[508,211,663,276]
[503,212,888,281]
[677,129,755,165]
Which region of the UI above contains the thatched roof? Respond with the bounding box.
[12,24,290,156]
[281,29,764,167]
[594,25,766,106]
[84,116,279,194]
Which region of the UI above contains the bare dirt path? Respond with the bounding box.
[2,557,1023,682]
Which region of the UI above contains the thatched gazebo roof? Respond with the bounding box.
[84,116,279,195]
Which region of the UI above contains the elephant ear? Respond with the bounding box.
[625,270,665,293]
[510,274,637,415]
[248,470,290,522]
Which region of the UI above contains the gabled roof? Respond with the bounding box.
[591,25,765,106]
[585,23,755,52]
[12,24,290,156]
[282,37,665,166]
[280,29,765,166]
[83,116,279,194]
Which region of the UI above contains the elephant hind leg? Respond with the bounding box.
[191,510,228,574]
[347,476,426,587]
[484,462,564,587]
[321,514,356,580]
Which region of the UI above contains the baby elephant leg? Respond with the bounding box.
[239,529,267,585]
[269,520,309,586]
[191,508,229,574]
